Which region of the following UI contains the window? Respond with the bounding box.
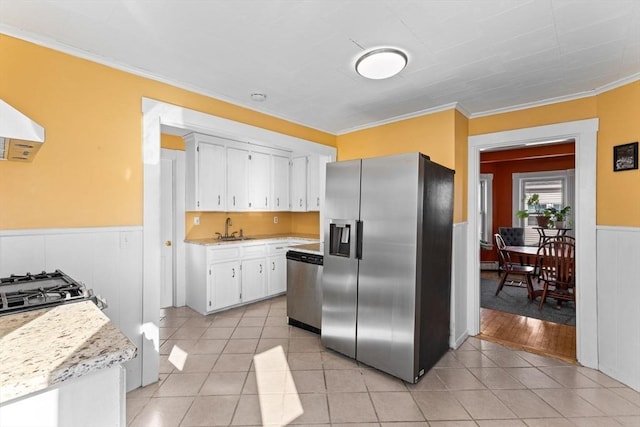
[513,170,575,245]
[479,174,493,246]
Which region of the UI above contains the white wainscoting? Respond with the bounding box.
[596,226,640,391]
[0,227,143,392]
[450,222,469,348]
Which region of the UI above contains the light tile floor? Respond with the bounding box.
[127,296,640,426]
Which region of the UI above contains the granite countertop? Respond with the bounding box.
[186,233,320,246]
[0,301,137,404]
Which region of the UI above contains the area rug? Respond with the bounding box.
[480,276,576,326]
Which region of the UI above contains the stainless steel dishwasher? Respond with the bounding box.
[286,246,323,333]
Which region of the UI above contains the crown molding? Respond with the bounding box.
[469,90,596,119]
[0,26,330,135]
[594,72,640,95]
[337,102,469,135]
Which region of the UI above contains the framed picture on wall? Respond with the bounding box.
[613,142,638,172]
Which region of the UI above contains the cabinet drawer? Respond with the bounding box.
[241,244,267,258]
[207,246,241,261]
[267,241,289,255]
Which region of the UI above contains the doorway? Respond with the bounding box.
[467,118,599,369]
[478,144,576,359]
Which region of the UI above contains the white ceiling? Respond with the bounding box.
[2,0,639,134]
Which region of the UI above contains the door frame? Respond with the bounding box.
[160,148,186,307]
[141,98,336,385]
[466,118,599,369]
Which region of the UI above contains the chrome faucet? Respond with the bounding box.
[224,217,232,238]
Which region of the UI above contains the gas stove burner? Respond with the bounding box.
[0,269,106,315]
[0,270,64,284]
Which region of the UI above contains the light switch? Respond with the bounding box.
[273,216,278,224]
[194,216,200,225]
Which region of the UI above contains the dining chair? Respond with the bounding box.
[498,227,525,246]
[536,240,575,310]
[494,233,536,300]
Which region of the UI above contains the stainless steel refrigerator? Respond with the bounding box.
[322,152,454,383]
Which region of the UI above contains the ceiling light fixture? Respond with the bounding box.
[355,48,408,80]
[250,92,267,102]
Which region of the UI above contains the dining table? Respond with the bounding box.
[504,244,575,306]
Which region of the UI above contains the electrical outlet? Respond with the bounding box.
[273,216,278,224]
[194,216,200,225]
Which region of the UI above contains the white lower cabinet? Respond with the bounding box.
[267,242,288,295]
[186,239,303,314]
[241,258,267,302]
[209,260,241,310]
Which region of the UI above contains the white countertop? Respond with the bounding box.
[0,301,137,404]
[185,234,319,246]
[288,242,323,255]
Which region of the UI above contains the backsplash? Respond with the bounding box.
[185,211,319,240]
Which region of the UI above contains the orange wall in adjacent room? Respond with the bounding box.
[480,143,576,262]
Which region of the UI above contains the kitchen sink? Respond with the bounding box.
[218,236,254,242]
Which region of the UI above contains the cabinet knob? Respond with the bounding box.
[165,240,172,246]
[272,262,275,271]
[259,264,263,273]
[232,268,235,278]
[299,199,303,207]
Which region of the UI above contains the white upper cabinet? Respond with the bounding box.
[198,142,226,210]
[307,154,329,212]
[291,156,307,211]
[290,154,329,212]
[185,134,227,211]
[185,132,330,213]
[227,146,250,210]
[271,155,290,211]
[249,150,271,210]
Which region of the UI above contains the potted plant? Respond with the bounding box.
[516,194,552,227]
[546,205,571,228]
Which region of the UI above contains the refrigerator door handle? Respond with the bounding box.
[356,220,363,260]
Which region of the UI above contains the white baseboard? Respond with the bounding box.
[481,261,498,271]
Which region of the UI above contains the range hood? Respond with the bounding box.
[0,99,45,162]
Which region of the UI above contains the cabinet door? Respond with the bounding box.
[271,155,290,211]
[249,151,271,210]
[199,142,226,211]
[227,147,249,210]
[209,260,241,310]
[241,258,267,303]
[290,157,307,211]
[268,255,287,295]
[306,154,329,212]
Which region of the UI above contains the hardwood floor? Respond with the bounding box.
[479,307,576,363]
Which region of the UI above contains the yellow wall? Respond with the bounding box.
[3,34,639,231]
[0,35,335,230]
[336,109,467,222]
[595,81,640,226]
[161,134,185,151]
[469,97,598,136]
[468,82,640,227]
[336,110,455,165]
[454,110,469,222]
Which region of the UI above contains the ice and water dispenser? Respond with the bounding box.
[329,223,351,257]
